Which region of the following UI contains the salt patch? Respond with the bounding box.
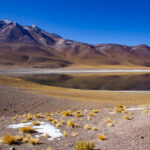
[8,122,62,140]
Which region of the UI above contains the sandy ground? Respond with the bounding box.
[0,85,150,150]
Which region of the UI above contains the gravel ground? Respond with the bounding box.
[0,85,150,150]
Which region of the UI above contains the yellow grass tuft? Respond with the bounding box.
[128,112,133,116]
[142,109,148,114]
[34,113,42,118]
[2,107,7,111]
[97,134,107,141]
[45,133,50,138]
[89,112,95,117]
[52,119,58,124]
[74,141,95,150]
[61,110,73,116]
[56,122,61,127]
[46,147,52,150]
[22,137,28,143]
[32,120,40,126]
[84,124,90,130]
[92,126,98,131]
[67,120,74,128]
[63,131,67,137]
[12,117,16,121]
[104,118,112,123]
[15,135,23,141]
[75,111,84,117]
[71,132,79,136]
[2,134,16,145]
[29,137,39,145]
[19,126,35,133]
[26,134,32,139]
[123,115,131,120]
[92,109,99,113]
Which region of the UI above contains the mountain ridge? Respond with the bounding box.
[0,19,150,68]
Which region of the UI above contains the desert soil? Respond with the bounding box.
[0,85,150,150]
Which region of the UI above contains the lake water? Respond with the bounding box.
[16,73,150,91]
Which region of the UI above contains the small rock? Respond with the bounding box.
[9,147,16,150]
[141,136,144,139]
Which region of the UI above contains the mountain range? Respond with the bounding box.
[0,19,150,68]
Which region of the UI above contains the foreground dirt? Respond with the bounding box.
[0,85,150,150]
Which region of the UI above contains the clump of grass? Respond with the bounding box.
[92,126,98,131]
[12,117,16,121]
[67,120,75,128]
[21,119,27,123]
[15,135,23,141]
[89,112,95,117]
[46,147,52,150]
[34,113,42,118]
[45,113,51,117]
[61,110,73,117]
[45,133,50,138]
[92,109,99,113]
[1,134,16,145]
[97,134,107,141]
[32,120,40,126]
[29,137,39,145]
[128,112,133,115]
[52,119,58,124]
[74,141,95,150]
[2,107,7,111]
[142,109,148,114]
[22,137,28,143]
[19,126,35,133]
[26,134,31,139]
[104,118,112,123]
[84,124,90,130]
[56,122,61,127]
[75,111,84,117]
[71,132,79,136]
[123,115,131,120]
[114,104,125,113]
[26,114,33,120]
[63,131,67,137]
[46,117,53,121]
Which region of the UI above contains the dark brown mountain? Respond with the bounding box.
[0,19,150,68]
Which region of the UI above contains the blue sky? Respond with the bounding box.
[0,0,150,46]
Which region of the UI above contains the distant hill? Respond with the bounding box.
[0,19,150,68]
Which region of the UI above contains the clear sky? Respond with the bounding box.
[0,0,150,46]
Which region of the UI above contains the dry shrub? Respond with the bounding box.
[75,111,84,117]
[89,112,95,117]
[46,117,53,121]
[29,137,39,145]
[142,109,148,114]
[92,109,99,113]
[15,135,23,141]
[2,107,7,111]
[32,120,40,126]
[19,126,35,133]
[12,117,16,121]
[128,112,133,116]
[1,134,16,145]
[71,132,79,136]
[63,131,67,137]
[52,119,58,124]
[123,115,131,120]
[45,113,51,117]
[34,113,42,118]
[92,126,98,131]
[21,119,27,123]
[46,147,52,150]
[26,134,31,139]
[56,122,61,127]
[84,124,90,130]
[22,137,28,143]
[67,120,74,128]
[45,133,50,138]
[97,134,107,141]
[74,141,95,150]
[61,110,72,116]
[104,118,112,123]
